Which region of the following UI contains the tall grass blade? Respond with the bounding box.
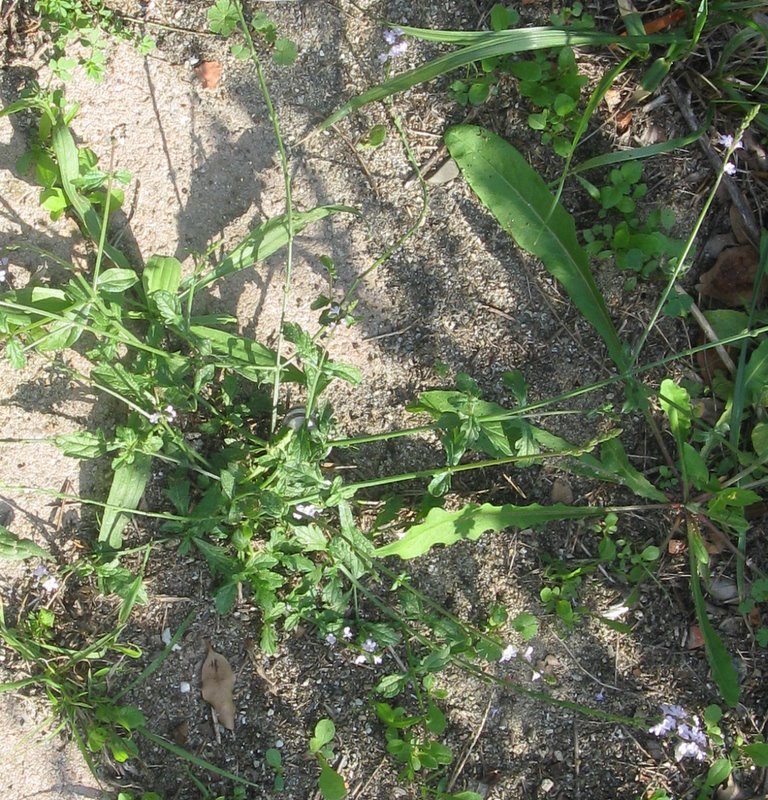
[318,28,674,132]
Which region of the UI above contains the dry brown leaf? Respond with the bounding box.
[687,624,705,649]
[195,60,222,89]
[667,538,686,555]
[550,477,573,505]
[201,643,236,730]
[697,245,764,307]
[172,719,189,746]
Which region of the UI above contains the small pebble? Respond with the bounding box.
[179,681,191,693]
[540,778,555,794]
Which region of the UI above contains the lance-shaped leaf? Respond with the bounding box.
[99,452,152,549]
[445,125,628,372]
[375,502,608,560]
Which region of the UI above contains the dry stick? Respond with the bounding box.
[446,691,495,793]
[678,285,738,373]
[667,80,760,246]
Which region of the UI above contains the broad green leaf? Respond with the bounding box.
[143,255,182,296]
[742,742,768,766]
[659,378,691,444]
[194,205,357,292]
[273,38,298,65]
[318,762,346,800]
[96,268,139,293]
[0,526,52,561]
[5,338,25,369]
[688,524,739,706]
[752,422,768,456]
[445,125,627,371]
[680,442,710,491]
[575,437,667,502]
[99,452,153,549]
[318,27,674,131]
[705,758,732,787]
[310,719,336,752]
[375,502,607,560]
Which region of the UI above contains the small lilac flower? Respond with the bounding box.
[42,575,59,592]
[675,740,707,762]
[718,133,743,150]
[354,654,366,665]
[148,411,161,424]
[523,646,534,663]
[164,405,177,422]
[325,633,337,646]
[660,704,687,719]
[379,28,408,63]
[383,27,403,45]
[499,644,518,663]
[362,638,378,653]
[373,654,383,665]
[33,564,48,579]
[292,503,319,521]
[596,690,605,702]
[649,716,676,737]
[724,162,737,176]
[342,626,353,640]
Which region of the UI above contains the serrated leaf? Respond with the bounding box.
[0,526,52,561]
[375,502,607,559]
[575,437,667,502]
[55,430,108,459]
[445,125,627,371]
[198,205,357,291]
[273,38,297,65]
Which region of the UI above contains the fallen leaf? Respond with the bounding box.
[668,538,686,555]
[697,245,764,307]
[195,60,222,89]
[201,643,236,730]
[696,333,733,386]
[550,477,573,505]
[749,605,761,626]
[616,111,633,135]
[687,623,705,649]
[172,718,189,746]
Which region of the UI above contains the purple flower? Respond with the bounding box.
[379,28,408,63]
[724,162,737,176]
[649,716,676,737]
[342,626,353,640]
[499,644,518,663]
[675,740,707,762]
[660,704,687,719]
[362,638,378,653]
[325,633,337,646]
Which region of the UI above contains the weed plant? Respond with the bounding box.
[1,1,768,799]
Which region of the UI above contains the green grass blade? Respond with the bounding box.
[568,124,708,174]
[375,502,607,559]
[318,28,677,132]
[191,204,357,292]
[99,452,153,549]
[688,524,740,706]
[445,124,628,371]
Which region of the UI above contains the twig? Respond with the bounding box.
[667,80,760,246]
[446,692,495,792]
[679,284,737,373]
